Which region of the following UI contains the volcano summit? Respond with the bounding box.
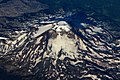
[0,1,120,80]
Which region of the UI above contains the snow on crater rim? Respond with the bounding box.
[53,21,71,32]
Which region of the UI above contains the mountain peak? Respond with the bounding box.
[0,18,119,80]
[53,21,71,32]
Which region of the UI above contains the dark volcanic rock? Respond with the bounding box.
[0,0,48,17]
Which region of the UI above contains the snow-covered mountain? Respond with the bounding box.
[0,17,120,80]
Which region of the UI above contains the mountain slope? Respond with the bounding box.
[0,0,48,17]
[0,18,119,80]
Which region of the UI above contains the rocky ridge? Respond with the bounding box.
[0,18,119,80]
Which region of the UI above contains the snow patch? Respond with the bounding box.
[0,37,8,40]
[53,21,71,32]
[48,33,77,58]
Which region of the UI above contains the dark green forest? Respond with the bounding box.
[39,0,120,22]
